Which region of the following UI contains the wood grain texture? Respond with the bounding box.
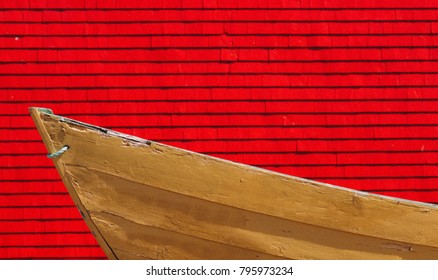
[29,108,438,259]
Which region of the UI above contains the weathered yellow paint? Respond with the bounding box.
[29,107,438,259]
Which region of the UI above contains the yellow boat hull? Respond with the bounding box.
[30,107,438,259]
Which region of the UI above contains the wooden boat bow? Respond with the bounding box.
[29,107,438,259]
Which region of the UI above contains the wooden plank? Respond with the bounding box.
[69,166,438,259]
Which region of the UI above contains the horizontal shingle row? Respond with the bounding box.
[1,0,438,9]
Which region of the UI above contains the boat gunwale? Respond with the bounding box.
[30,106,438,211]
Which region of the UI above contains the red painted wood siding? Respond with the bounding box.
[1,1,438,259]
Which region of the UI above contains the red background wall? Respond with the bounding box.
[1,0,438,259]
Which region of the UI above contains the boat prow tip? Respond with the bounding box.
[28,107,54,115]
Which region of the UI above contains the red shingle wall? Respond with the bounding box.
[1,0,438,259]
